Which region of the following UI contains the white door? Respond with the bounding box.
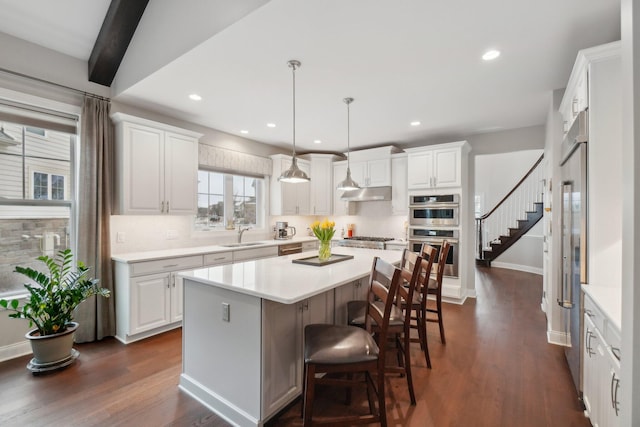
[130,273,171,335]
[366,158,391,187]
[262,300,303,417]
[124,124,164,214]
[170,272,183,322]
[407,151,434,189]
[164,132,198,214]
[433,147,460,188]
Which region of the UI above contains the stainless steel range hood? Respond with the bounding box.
[340,186,392,202]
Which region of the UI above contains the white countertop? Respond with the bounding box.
[180,247,403,304]
[582,284,621,332]
[111,236,318,263]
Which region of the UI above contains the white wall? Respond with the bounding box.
[475,149,544,273]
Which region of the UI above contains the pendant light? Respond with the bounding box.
[336,97,360,191]
[278,60,310,183]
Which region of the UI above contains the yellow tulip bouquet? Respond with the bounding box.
[310,218,335,261]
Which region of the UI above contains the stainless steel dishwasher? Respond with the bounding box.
[278,242,302,256]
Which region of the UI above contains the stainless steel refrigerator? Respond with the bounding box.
[558,110,588,397]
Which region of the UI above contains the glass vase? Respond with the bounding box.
[318,240,331,262]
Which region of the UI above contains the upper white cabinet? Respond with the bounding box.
[347,145,400,188]
[391,153,408,215]
[270,154,311,215]
[304,154,335,216]
[111,113,202,215]
[406,141,469,190]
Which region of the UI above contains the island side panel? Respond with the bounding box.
[180,278,262,427]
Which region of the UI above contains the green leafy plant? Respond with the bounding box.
[0,249,110,336]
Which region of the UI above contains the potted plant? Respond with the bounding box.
[0,248,110,373]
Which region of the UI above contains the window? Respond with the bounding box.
[196,170,264,230]
[32,172,66,200]
[0,99,78,297]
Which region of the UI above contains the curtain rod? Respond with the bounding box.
[0,67,111,102]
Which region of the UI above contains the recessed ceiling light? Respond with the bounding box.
[482,50,501,61]
[313,139,322,144]
[189,93,202,101]
[240,130,249,134]
[266,123,276,128]
[410,121,421,126]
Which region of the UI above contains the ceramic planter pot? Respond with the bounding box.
[26,321,79,371]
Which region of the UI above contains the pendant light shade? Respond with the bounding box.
[337,97,360,191]
[278,60,310,183]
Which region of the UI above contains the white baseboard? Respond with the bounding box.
[547,330,569,346]
[491,261,543,275]
[0,340,31,363]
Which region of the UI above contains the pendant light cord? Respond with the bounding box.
[346,100,350,169]
[291,62,297,158]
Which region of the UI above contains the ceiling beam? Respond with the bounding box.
[88,0,149,87]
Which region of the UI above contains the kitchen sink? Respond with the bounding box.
[221,242,264,248]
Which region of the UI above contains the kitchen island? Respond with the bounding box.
[178,247,403,427]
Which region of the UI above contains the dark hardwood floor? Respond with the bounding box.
[0,267,590,427]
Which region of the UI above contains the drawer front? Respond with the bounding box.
[583,294,605,334]
[203,252,233,266]
[605,320,621,357]
[131,255,203,276]
[301,241,318,251]
[233,246,278,262]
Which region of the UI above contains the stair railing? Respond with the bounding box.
[476,154,545,261]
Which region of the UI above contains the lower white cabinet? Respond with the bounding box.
[115,254,204,344]
[262,291,334,419]
[333,278,368,325]
[583,293,621,427]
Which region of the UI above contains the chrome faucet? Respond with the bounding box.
[238,226,251,243]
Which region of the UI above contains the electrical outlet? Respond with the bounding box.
[166,230,178,240]
[222,303,230,322]
[116,232,126,243]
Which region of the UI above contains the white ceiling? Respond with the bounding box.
[0,0,621,153]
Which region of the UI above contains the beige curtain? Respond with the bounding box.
[74,96,116,342]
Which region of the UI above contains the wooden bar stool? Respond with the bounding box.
[404,243,437,368]
[425,240,451,344]
[302,257,402,426]
[346,249,422,405]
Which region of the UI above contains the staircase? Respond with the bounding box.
[476,154,544,267]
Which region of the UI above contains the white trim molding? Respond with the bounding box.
[0,340,31,363]
[491,261,543,275]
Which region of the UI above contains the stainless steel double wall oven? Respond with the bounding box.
[409,194,460,278]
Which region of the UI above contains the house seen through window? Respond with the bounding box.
[196,170,263,230]
[0,103,77,297]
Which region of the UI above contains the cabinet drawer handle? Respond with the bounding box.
[161,201,165,213]
[163,264,179,268]
[211,256,227,261]
[166,201,170,213]
[584,308,594,317]
[611,346,621,361]
[611,372,620,416]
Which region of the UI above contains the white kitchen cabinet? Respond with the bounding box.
[262,290,334,419]
[270,154,311,215]
[349,158,391,187]
[305,154,335,216]
[583,291,622,427]
[114,254,204,343]
[332,161,356,216]
[406,142,467,190]
[111,113,202,215]
[391,153,408,215]
[233,246,278,262]
[333,278,368,325]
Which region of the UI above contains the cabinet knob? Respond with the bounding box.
[166,201,170,213]
[161,201,165,213]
